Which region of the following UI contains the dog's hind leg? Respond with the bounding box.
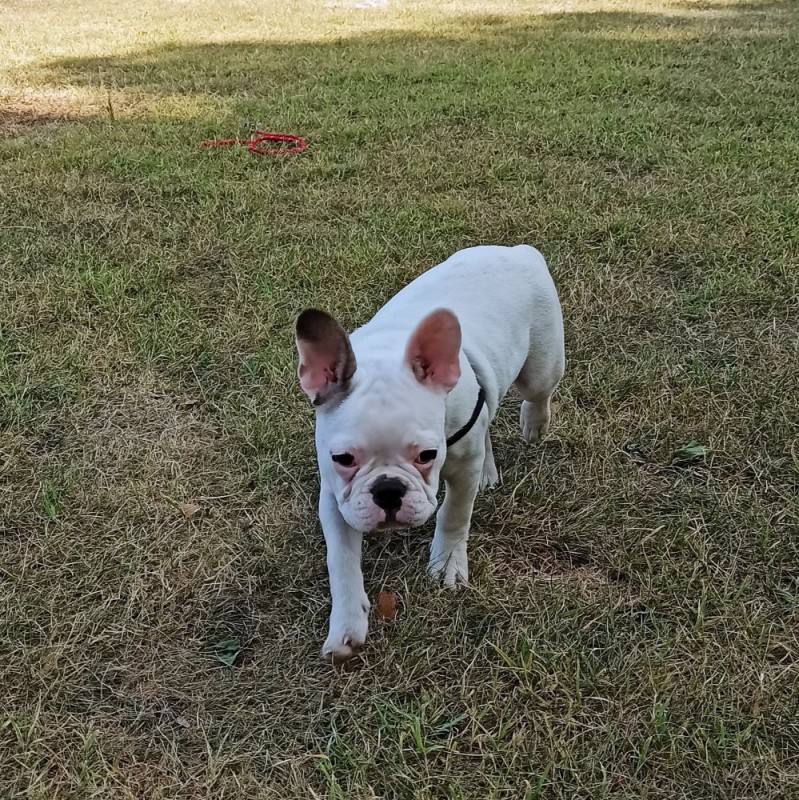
[515,330,564,444]
[480,430,499,489]
[518,391,554,444]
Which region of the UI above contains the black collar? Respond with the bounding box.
[446,386,486,448]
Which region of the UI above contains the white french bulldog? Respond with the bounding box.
[296,245,565,662]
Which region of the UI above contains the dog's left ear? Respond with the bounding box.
[405,308,461,393]
[296,309,357,405]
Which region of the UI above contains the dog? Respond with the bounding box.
[295,245,565,661]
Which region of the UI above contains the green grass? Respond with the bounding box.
[1,0,798,796]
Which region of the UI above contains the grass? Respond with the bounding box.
[1,0,798,796]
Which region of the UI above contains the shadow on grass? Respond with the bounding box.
[34,3,798,112]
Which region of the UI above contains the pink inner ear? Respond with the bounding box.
[405,309,462,392]
[296,308,356,404]
[297,339,340,397]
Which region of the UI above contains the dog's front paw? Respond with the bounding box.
[322,633,364,664]
[322,595,370,663]
[428,540,469,587]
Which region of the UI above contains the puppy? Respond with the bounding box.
[295,245,564,661]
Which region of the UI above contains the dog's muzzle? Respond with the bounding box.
[370,475,407,518]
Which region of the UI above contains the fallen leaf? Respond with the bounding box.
[175,716,190,729]
[213,636,241,667]
[376,591,397,622]
[179,502,201,519]
[673,441,706,465]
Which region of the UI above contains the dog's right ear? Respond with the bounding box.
[295,309,357,405]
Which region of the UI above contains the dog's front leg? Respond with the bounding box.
[428,448,484,587]
[318,488,370,662]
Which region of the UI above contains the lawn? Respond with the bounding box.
[1,0,798,797]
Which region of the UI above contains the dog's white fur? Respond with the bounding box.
[296,245,564,661]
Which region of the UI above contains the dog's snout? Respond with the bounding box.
[370,475,407,512]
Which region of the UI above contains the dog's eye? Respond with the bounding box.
[418,449,438,464]
[332,453,355,468]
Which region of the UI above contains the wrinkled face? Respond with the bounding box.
[296,305,463,534]
[316,378,447,532]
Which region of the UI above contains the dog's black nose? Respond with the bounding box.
[370,476,407,512]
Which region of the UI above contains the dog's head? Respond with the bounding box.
[295,307,461,533]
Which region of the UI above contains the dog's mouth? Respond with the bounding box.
[375,518,406,531]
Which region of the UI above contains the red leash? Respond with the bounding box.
[201,131,307,156]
